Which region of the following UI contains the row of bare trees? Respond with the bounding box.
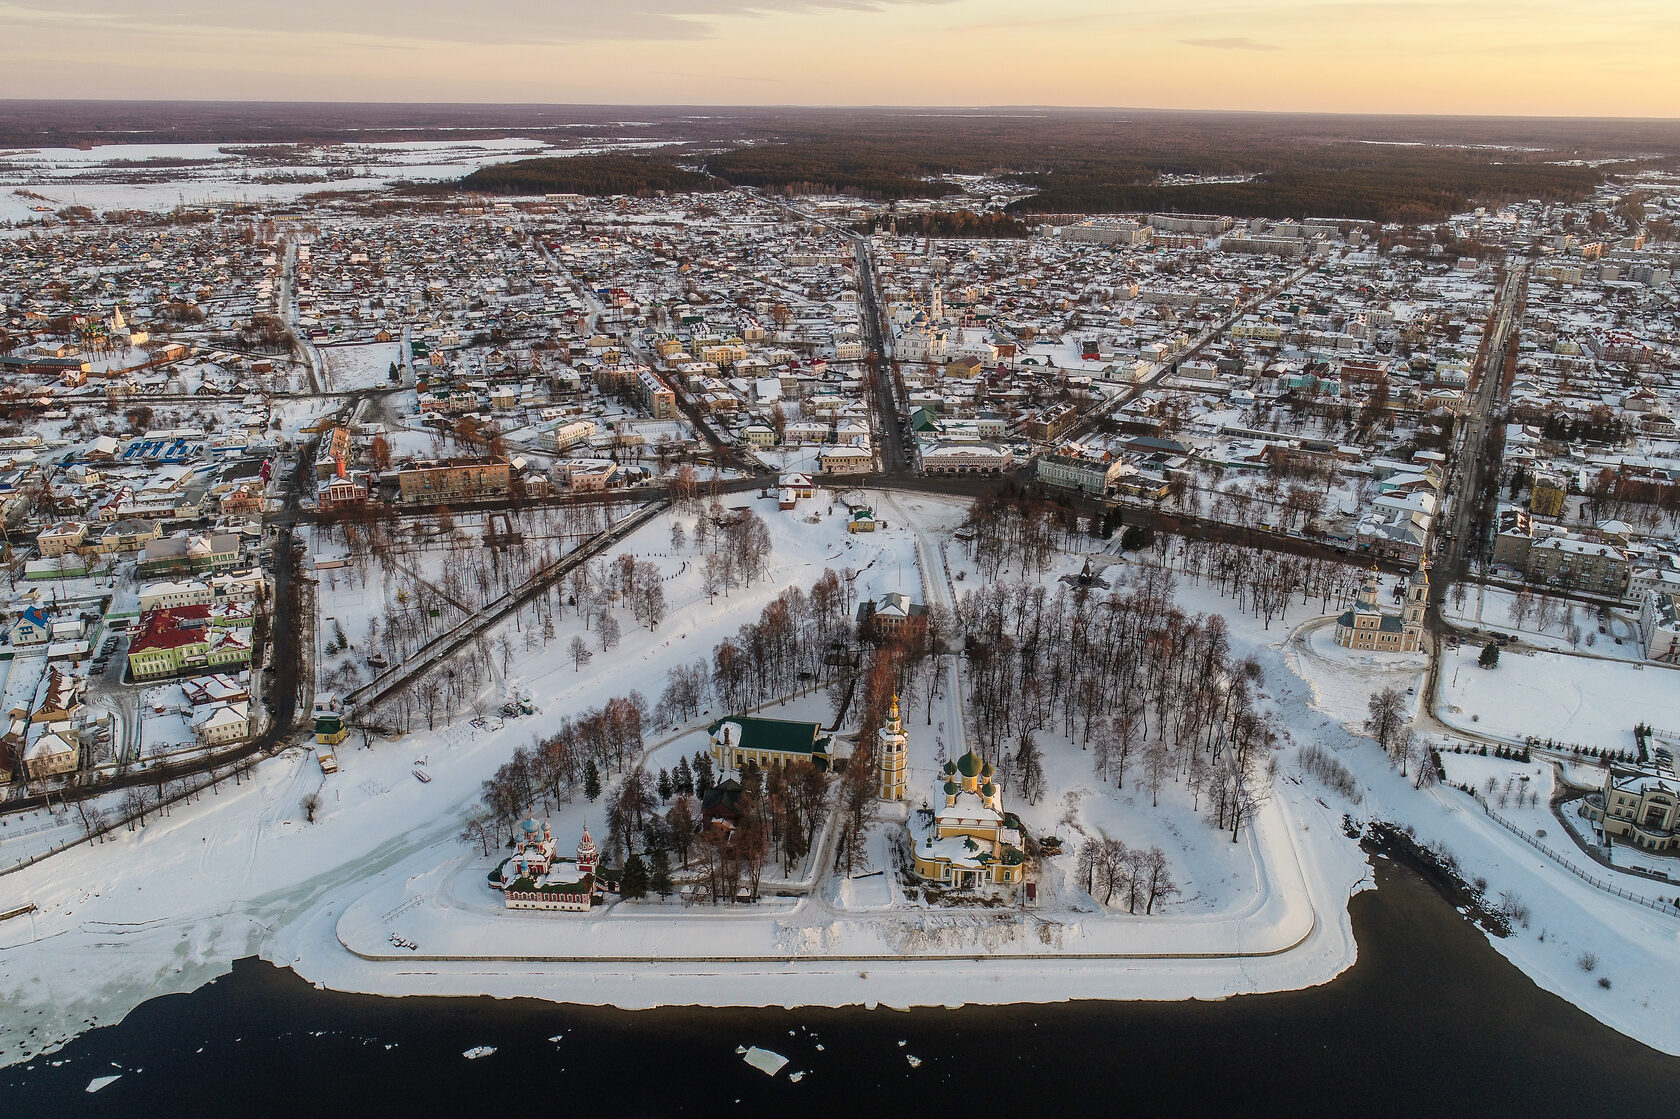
[960,486,1081,581]
[698,567,862,717]
[1175,538,1366,631]
[958,564,1275,841]
[1075,837,1179,913]
[461,692,651,853]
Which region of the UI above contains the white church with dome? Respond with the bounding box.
[492,818,603,912]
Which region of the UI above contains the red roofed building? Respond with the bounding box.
[126,606,253,680]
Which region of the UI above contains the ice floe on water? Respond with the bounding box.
[742,1046,789,1076]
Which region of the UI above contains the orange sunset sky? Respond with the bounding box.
[0,0,1675,115]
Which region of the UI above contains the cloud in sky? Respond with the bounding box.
[0,0,961,45]
[1179,36,1283,51]
[0,0,1674,115]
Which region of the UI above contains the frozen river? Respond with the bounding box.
[3,860,1676,1116]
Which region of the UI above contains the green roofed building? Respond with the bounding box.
[315,711,348,746]
[707,715,833,773]
[911,745,1027,888]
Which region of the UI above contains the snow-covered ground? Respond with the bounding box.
[1284,619,1680,1057]
[1436,644,1680,750]
[1445,583,1641,658]
[0,492,1369,1070]
[3,492,1677,1073]
[318,342,403,393]
[0,137,677,224]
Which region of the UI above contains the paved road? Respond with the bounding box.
[852,236,911,473]
[1433,262,1527,602]
[278,235,323,395]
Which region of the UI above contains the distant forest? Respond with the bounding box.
[702,141,962,201]
[1007,152,1605,224]
[7,102,1676,223]
[456,154,720,197]
[463,135,1604,222]
[449,111,1637,221]
[694,114,1621,221]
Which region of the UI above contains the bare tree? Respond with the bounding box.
[834,758,877,875]
[1141,739,1172,808]
[459,809,497,856]
[1100,837,1131,906]
[75,794,112,841]
[667,795,696,867]
[1141,846,1179,914]
[1364,687,1407,758]
[121,787,149,831]
[598,612,622,652]
[1076,837,1101,896]
[299,790,322,824]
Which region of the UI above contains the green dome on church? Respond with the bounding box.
[957,750,983,778]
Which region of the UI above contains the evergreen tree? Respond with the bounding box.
[650,849,673,900]
[584,759,602,802]
[621,852,648,900]
[657,767,673,803]
[694,750,716,795]
[674,756,695,797]
[1479,641,1500,669]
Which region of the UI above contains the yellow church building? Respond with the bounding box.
[1334,562,1427,653]
[910,745,1027,887]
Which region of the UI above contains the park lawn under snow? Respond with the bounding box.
[1444,583,1642,659]
[1436,643,1680,751]
[318,341,404,393]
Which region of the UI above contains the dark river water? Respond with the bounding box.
[4,859,1677,1117]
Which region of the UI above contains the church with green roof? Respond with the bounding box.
[910,745,1027,888]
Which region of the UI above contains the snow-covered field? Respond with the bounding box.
[1436,644,1680,750]
[319,342,403,393]
[0,137,677,223]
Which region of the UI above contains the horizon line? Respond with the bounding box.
[0,98,1677,124]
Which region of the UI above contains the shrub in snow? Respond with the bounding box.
[1578,952,1598,973]
[1298,744,1361,803]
